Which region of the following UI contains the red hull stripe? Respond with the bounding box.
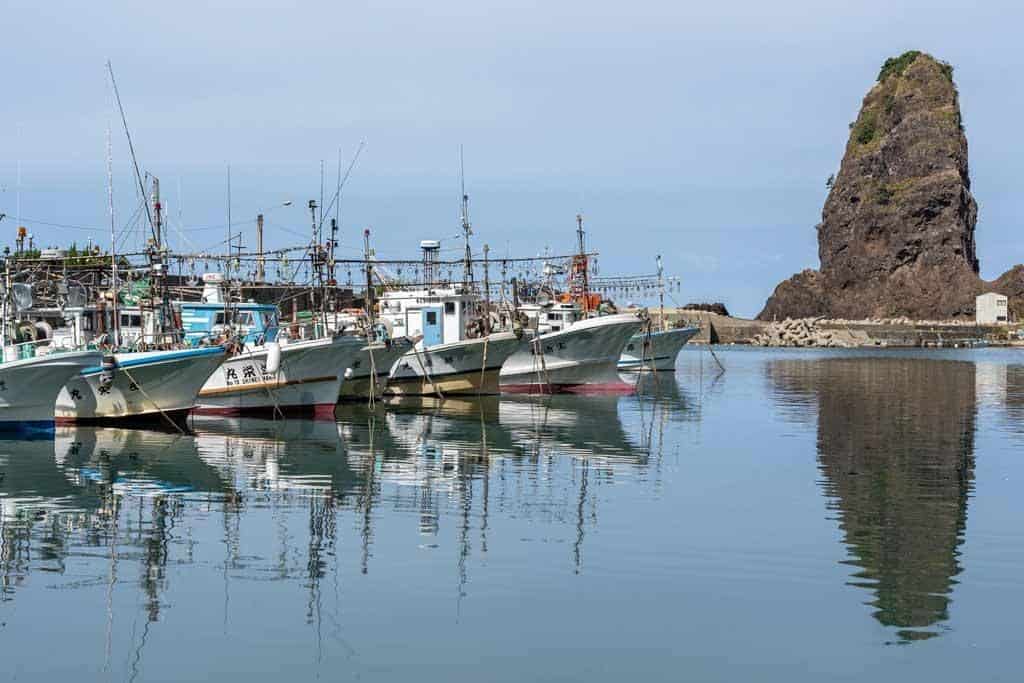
[191,403,337,420]
[500,381,636,395]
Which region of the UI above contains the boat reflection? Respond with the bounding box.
[767,357,976,643]
[189,415,359,499]
[55,426,228,498]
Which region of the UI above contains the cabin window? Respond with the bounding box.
[120,313,142,328]
[214,312,227,326]
[626,343,635,351]
[426,311,437,325]
[444,302,455,314]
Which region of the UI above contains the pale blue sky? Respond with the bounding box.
[2,0,1021,316]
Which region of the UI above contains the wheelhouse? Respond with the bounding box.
[378,284,476,347]
[178,302,280,345]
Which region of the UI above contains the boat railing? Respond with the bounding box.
[1,337,74,362]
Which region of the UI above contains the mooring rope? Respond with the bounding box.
[411,344,444,400]
[119,365,186,435]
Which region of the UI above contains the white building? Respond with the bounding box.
[976,292,1009,325]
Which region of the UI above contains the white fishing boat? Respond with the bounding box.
[55,346,225,424]
[378,280,522,396]
[22,298,226,424]
[339,336,417,400]
[499,302,644,393]
[618,325,699,371]
[180,279,364,418]
[616,256,698,372]
[499,214,644,393]
[314,309,419,402]
[0,274,102,432]
[0,346,102,432]
[194,334,362,418]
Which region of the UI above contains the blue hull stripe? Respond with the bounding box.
[80,347,224,376]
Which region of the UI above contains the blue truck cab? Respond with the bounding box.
[178,302,281,346]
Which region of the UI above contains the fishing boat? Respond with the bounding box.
[306,308,418,400]
[0,346,102,432]
[616,256,698,372]
[499,215,644,393]
[375,237,522,396]
[379,281,522,396]
[24,297,226,424]
[180,275,363,418]
[618,325,699,372]
[499,302,644,393]
[55,346,226,424]
[376,170,526,396]
[0,271,105,431]
[339,336,417,400]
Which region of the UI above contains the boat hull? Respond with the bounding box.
[618,326,699,371]
[0,350,104,432]
[386,331,521,396]
[56,347,226,423]
[338,337,416,401]
[500,313,644,394]
[193,335,363,418]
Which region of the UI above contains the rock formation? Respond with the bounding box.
[759,51,1018,321]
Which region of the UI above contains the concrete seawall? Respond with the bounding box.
[642,307,1021,347]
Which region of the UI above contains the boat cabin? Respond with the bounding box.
[23,305,146,349]
[378,285,476,348]
[518,301,582,334]
[178,302,280,345]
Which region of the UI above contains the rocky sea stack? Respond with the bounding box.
[759,51,1023,321]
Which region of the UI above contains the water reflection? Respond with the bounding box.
[0,385,684,678]
[767,357,976,643]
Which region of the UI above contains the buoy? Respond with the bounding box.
[266,341,282,374]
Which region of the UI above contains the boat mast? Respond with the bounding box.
[657,254,665,332]
[308,199,327,334]
[482,244,491,334]
[107,127,120,347]
[224,166,232,331]
[1,255,9,360]
[459,146,473,289]
[363,228,375,329]
[150,176,169,341]
[573,214,591,315]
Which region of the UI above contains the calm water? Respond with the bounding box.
[2,348,1023,681]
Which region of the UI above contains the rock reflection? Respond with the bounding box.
[767,357,976,643]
